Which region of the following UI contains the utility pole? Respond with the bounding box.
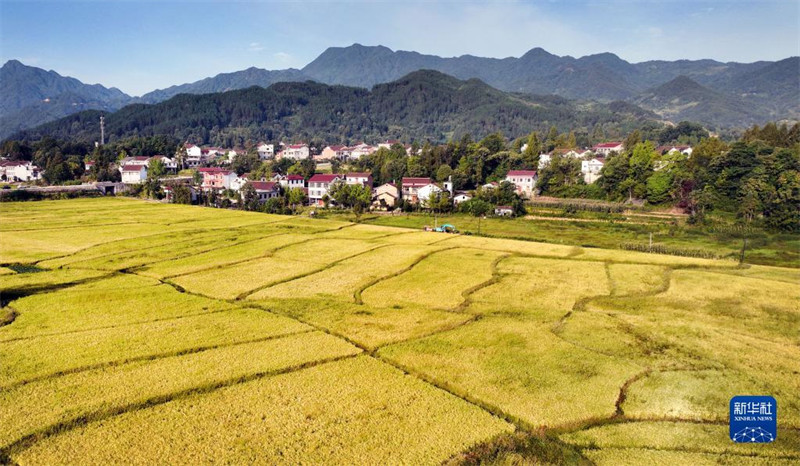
[100,116,105,146]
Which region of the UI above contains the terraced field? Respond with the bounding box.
[1,198,798,465]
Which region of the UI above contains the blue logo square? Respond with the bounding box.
[730,396,777,443]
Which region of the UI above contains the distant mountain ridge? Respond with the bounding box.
[0,60,132,139]
[1,45,797,138]
[136,67,313,103]
[10,70,658,145]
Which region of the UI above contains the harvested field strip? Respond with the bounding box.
[361,248,507,310]
[0,331,361,450]
[378,317,641,428]
[467,256,609,322]
[239,243,390,300]
[353,246,458,304]
[0,308,309,387]
[560,421,800,460]
[0,268,110,297]
[253,298,476,350]
[136,233,305,278]
[158,234,318,279]
[249,244,436,301]
[9,357,513,466]
[1,279,235,341]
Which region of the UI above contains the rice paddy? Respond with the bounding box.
[0,197,796,465]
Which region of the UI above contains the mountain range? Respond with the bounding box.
[1,44,798,139]
[9,70,658,145]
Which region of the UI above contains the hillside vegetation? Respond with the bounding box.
[9,71,657,145]
[1,198,798,465]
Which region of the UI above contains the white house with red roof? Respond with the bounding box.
[308,173,342,205]
[401,177,433,204]
[286,174,305,190]
[121,164,147,184]
[0,160,41,182]
[249,181,280,201]
[283,144,310,160]
[345,172,373,190]
[505,170,538,198]
[592,142,624,156]
[197,167,237,190]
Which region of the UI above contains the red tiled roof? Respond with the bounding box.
[346,172,371,178]
[287,144,308,149]
[197,167,233,175]
[309,174,340,183]
[121,164,145,172]
[401,177,432,187]
[250,181,278,191]
[287,175,304,181]
[593,142,623,148]
[507,170,537,177]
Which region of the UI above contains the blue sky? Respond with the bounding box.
[1,0,798,96]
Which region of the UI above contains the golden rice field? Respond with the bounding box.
[0,197,798,465]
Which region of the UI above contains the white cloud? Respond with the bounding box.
[248,42,264,52]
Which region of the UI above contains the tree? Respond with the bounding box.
[168,183,192,204]
[462,198,492,234]
[435,164,453,183]
[522,131,541,168]
[240,183,259,211]
[286,187,307,213]
[174,144,188,170]
[148,158,166,178]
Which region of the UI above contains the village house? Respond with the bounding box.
[656,145,693,157]
[452,192,472,205]
[230,174,249,192]
[225,148,242,163]
[286,174,305,190]
[249,181,281,201]
[149,155,178,172]
[505,170,538,198]
[121,164,147,184]
[84,160,94,173]
[185,143,205,167]
[318,145,350,161]
[401,177,432,204]
[377,139,400,150]
[0,160,42,182]
[308,173,342,205]
[349,143,376,159]
[495,206,514,216]
[119,156,149,168]
[257,143,275,160]
[592,142,624,156]
[581,158,605,184]
[417,183,444,206]
[538,153,551,169]
[372,183,399,209]
[197,167,237,191]
[345,172,373,190]
[282,144,310,160]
